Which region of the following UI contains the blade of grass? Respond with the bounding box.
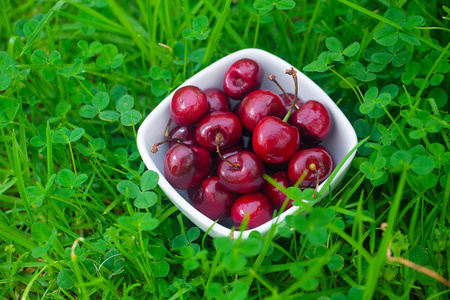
[67,2,123,29]
[20,0,65,56]
[54,10,125,35]
[298,0,322,65]
[363,169,407,299]
[105,0,148,58]
[11,130,34,225]
[46,121,53,178]
[202,0,232,66]
[202,0,246,49]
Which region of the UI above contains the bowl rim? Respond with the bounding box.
[137,48,358,239]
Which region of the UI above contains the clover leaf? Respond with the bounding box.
[182,16,211,40]
[57,59,86,80]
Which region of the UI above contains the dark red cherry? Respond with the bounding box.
[204,88,231,112]
[217,151,265,194]
[262,171,293,211]
[195,111,243,152]
[170,85,208,126]
[231,192,273,229]
[164,143,212,190]
[191,176,239,221]
[237,89,287,132]
[279,93,303,112]
[288,146,334,188]
[168,125,198,147]
[288,100,332,145]
[223,58,264,100]
[252,116,300,164]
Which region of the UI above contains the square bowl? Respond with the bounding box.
[137,48,357,239]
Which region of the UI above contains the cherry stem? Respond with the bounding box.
[309,163,319,199]
[269,74,300,112]
[282,67,299,122]
[151,137,183,153]
[215,133,240,170]
[164,119,172,139]
[151,119,178,153]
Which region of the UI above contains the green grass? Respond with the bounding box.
[1,0,450,299]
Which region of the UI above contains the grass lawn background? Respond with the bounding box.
[0,0,449,299]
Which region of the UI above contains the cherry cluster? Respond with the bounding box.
[153,58,335,230]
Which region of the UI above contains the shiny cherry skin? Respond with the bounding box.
[231,192,273,229]
[279,93,304,112]
[164,143,212,190]
[195,111,243,152]
[237,89,287,132]
[262,171,293,210]
[288,145,334,188]
[252,116,300,164]
[204,88,231,112]
[217,151,265,194]
[223,58,264,100]
[288,100,332,145]
[170,85,208,126]
[191,176,239,221]
[168,125,198,147]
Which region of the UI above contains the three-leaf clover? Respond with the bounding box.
[117,170,159,209]
[325,37,360,63]
[117,213,159,231]
[213,236,263,272]
[146,66,171,98]
[96,44,124,69]
[52,127,85,144]
[359,87,391,116]
[374,6,421,47]
[80,91,110,118]
[286,207,342,246]
[31,49,61,81]
[360,157,388,186]
[56,168,89,189]
[114,94,142,126]
[182,16,211,40]
[57,59,86,80]
[77,40,103,58]
[253,0,296,12]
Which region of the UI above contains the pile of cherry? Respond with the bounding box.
[152,58,335,230]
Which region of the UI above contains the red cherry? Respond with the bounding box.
[204,88,231,112]
[217,151,265,194]
[252,116,300,164]
[191,176,239,221]
[288,146,334,188]
[164,143,212,190]
[195,111,243,152]
[237,89,287,132]
[231,192,273,229]
[168,125,198,147]
[288,100,332,145]
[170,86,208,126]
[223,58,264,100]
[262,171,293,210]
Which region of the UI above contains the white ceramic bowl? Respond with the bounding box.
[137,48,357,239]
